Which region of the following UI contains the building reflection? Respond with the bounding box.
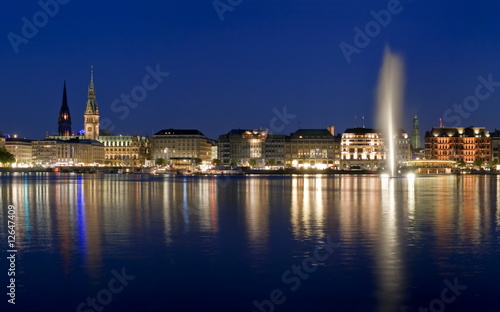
[244,177,270,256]
[497,176,500,232]
[0,172,498,306]
[82,176,103,279]
[337,176,381,246]
[159,176,219,245]
[290,175,326,241]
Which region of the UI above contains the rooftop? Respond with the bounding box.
[288,129,335,139]
[154,129,206,136]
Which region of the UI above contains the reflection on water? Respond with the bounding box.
[290,175,325,241]
[377,177,404,312]
[0,173,499,311]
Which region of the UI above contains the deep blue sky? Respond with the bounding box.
[1,0,500,140]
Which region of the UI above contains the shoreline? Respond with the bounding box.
[0,167,496,175]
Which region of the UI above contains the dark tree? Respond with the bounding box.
[473,159,483,167]
[0,147,15,165]
[155,158,166,166]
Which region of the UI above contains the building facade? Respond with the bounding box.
[264,134,286,168]
[396,130,412,165]
[341,128,385,170]
[33,138,104,166]
[5,138,33,166]
[285,129,340,169]
[491,130,500,162]
[100,135,150,167]
[152,129,213,165]
[341,127,410,170]
[217,129,269,167]
[424,127,492,164]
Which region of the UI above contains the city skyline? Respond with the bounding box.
[2,1,500,141]
[1,68,496,144]
[3,3,500,312]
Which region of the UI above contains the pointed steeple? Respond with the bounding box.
[85,65,98,114]
[58,80,72,136]
[90,65,94,86]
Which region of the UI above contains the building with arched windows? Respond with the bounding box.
[99,135,150,167]
[341,128,410,170]
[424,127,491,164]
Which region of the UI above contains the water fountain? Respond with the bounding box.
[376,47,405,177]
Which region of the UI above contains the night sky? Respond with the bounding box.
[2,0,500,140]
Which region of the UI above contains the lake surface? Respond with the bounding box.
[0,173,499,312]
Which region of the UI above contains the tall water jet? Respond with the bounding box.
[376,47,405,177]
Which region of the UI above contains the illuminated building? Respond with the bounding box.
[424,127,491,163]
[99,135,150,167]
[211,142,218,163]
[5,138,33,166]
[396,131,412,164]
[341,128,410,170]
[32,138,104,166]
[83,66,100,141]
[50,134,150,167]
[285,129,340,169]
[152,129,213,166]
[58,81,72,136]
[217,129,270,167]
[341,128,385,170]
[0,137,5,148]
[265,134,285,168]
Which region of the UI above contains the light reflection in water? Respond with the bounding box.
[407,174,415,220]
[245,178,270,256]
[23,175,31,242]
[497,177,500,231]
[290,175,325,241]
[376,176,404,312]
[182,178,189,230]
[0,173,498,311]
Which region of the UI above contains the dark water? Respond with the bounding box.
[0,173,499,312]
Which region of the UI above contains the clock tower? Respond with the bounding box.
[84,66,100,140]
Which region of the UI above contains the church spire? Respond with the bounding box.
[58,80,72,136]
